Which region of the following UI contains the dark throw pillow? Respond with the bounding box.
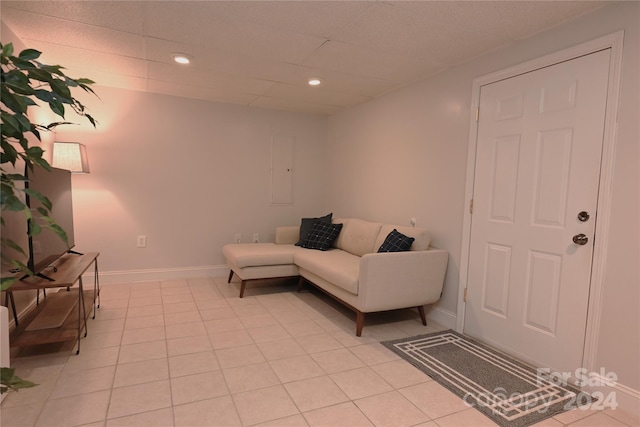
[377,229,415,253]
[295,213,333,246]
[301,221,343,251]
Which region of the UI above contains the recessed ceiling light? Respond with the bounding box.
[308,77,321,86]
[172,53,191,65]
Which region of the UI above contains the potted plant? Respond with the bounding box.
[1,42,97,394]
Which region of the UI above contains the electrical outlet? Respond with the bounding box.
[234,233,241,244]
[137,235,147,248]
[410,218,417,227]
[253,233,260,243]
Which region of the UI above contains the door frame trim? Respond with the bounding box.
[456,31,625,373]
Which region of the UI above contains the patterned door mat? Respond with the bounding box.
[382,330,595,427]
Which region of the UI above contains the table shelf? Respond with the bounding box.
[2,252,100,354]
[10,289,95,348]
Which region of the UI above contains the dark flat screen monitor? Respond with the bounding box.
[26,166,76,276]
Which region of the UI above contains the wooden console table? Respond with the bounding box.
[3,252,100,354]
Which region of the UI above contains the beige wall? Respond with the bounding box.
[327,0,639,403]
[54,87,328,276]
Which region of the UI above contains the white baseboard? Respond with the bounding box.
[83,265,229,285]
[426,305,457,330]
[584,373,640,424]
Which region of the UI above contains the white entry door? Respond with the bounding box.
[464,49,611,376]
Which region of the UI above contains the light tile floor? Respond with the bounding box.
[1,277,637,427]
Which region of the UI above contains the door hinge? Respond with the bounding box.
[475,107,480,122]
[464,287,468,303]
[469,199,474,214]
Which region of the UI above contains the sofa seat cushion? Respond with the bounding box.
[294,249,360,295]
[223,243,296,268]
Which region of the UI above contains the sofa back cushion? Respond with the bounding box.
[375,225,432,251]
[333,218,383,256]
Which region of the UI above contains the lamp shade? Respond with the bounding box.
[52,142,90,173]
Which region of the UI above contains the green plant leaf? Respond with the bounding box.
[64,77,78,88]
[46,121,75,130]
[18,48,41,61]
[49,99,65,117]
[1,277,18,292]
[3,81,36,96]
[28,155,51,171]
[40,65,64,76]
[24,145,47,163]
[43,218,69,245]
[0,191,25,211]
[29,124,42,142]
[0,237,26,256]
[0,89,29,114]
[0,113,21,136]
[76,78,95,85]
[2,43,14,57]
[9,56,36,71]
[79,83,97,97]
[1,147,18,166]
[2,112,32,135]
[3,70,33,94]
[0,368,37,394]
[27,68,53,83]
[15,113,32,131]
[33,89,56,104]
[85,114,98,128]
[49,78,72,100]
[24,188,53,211]
[4,174,27,181]
[28,219,41,236]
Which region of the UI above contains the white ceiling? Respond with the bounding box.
[1,1,607,115]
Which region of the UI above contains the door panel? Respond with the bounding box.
[490,136,520,222]
[523,250,561,335]
[533,128,573,226]
[482,243,511,317]
[464,49,611,376]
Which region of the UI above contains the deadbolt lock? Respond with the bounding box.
[577,211,590,222]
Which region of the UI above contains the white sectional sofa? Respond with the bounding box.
[223,218,448,336]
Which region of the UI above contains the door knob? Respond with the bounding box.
[572,234,589,245]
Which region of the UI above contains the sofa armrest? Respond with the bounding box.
[275,226,299,245]
[358,249,448,312]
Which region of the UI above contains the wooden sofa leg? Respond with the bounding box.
[417,305,427,326]
[239,280,247,298]
[297,277,306,293]
[356,311,365,337]
[227,270,234,283]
